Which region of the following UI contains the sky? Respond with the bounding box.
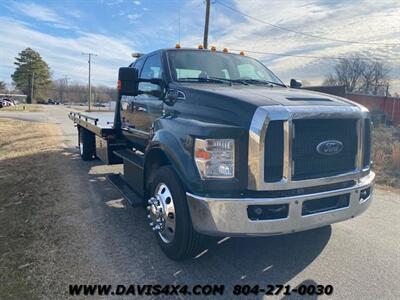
[0,0,399,93]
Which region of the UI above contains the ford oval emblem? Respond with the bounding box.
[316,140,343,155]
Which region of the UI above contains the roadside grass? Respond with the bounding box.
[0,119,60,159]
[0,104,44,112]
[0,119,62,299]
[372,126,400,188]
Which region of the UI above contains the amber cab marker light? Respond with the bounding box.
[210,45,217,51]
[198,45,204,49]
[195,148,211,160]
[239,51,245,56]
[131,52,142,58]
[175,43,181,49]
[223,48,229,53]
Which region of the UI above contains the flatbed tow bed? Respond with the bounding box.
[68,111,144,207]
[68,110,129,166]
[68,111,115,138]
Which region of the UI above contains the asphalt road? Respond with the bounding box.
[1,105,399,299]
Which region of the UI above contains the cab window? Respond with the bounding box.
[133,58,145,74]
[138,54,162,97]
[140,54,162,79]
[238,64,261,79]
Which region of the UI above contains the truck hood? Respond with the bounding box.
[180,84,354,107]
[169,83,359,128]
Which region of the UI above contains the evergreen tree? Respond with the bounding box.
[11,48,52,103]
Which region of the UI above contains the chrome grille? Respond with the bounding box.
[248,106,370,191]
[291,119,358,180]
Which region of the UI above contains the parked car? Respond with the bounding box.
[0,98,15,107]
[93,103,106,107]
[48,99,60,105]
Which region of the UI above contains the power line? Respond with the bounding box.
[216,0,400,46]
[229,48,396,61]
[231,48,342,60]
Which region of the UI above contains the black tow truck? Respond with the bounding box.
[70,47,375,260]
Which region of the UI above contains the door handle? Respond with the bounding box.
[122,125,135,131]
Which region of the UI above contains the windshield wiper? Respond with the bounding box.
[237,79,286,87]
[178,77,249,86]
[178,77,227,84]
[177,77,286,87]
[208,78,253,85]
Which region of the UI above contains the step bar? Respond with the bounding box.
[107,173,143,207]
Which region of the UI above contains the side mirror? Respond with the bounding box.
[290,79,302,89]
[149,78,163,86]
[118,67,139,96]
[164,89,179,106]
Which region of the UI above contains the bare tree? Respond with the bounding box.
[367,61,390,95]
[323,54,391,96]
[48,82,117,104]
[0,81,7,93]
[52,78,68,102]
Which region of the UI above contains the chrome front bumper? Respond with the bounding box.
[187,172,375,236]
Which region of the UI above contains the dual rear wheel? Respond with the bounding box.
[148,166,204,260]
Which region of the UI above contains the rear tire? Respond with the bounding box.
[78,126,96,161]
[148,166,204,261]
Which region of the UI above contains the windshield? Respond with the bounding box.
[167,50,285,86]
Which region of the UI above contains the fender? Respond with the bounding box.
[146,117,249,196]
[145,129,199,192]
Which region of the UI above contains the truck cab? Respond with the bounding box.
[72,47,375,260]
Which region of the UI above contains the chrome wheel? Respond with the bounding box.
[147,183,176,243]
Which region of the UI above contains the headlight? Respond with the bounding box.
[194,138,235,179]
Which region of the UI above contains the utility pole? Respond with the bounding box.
[64,75,70,106]
[203,0,211,49]
[82,52,97,111]
[30,71,35,104]
[391,95,397,124]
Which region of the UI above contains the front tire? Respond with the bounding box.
[148,166,204,260]
[78,126,95,161]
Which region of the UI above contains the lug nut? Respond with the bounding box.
[147,206,151,210]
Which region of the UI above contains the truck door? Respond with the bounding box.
[120,58,144,134]
[122,53,164,150]
[133,54,164,138]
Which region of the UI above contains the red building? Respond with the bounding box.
[304,86,400,125]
